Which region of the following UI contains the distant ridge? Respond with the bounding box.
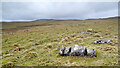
[1,16,118,23]
[33,16,119,22]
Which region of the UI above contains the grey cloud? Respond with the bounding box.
[2,2,118,21]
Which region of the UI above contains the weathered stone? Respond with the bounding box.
[87,29,92,32]
[59,47,65,56]
[102,40,111,43]
[86,48,96,57]
[59,47,71,56]
[70,45,86,56]
[93,40,111,44]
[93,40,103,44]
[59,45,96,57]
[64,47,71,56]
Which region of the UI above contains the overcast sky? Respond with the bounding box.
[2,2,118,21]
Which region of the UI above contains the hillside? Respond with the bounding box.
[2,17,118,67]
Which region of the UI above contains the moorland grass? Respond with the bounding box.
[2,18,118,66]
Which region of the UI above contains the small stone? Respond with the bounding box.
[102,40,111,43]
[87,29,92,32]
[93,40,111,44]
[93,40,103,44]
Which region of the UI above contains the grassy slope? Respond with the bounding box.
[2,18,118,66]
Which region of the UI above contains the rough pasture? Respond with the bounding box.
[2,17,118,67]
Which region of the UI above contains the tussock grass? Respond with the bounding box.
[2,18,118,66]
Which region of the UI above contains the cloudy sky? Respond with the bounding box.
[2,2,118,21]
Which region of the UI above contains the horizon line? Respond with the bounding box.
[1,16,118,22]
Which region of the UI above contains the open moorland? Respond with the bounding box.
[1,17,118,67]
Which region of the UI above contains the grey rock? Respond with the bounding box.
[93,40,103,44]
[87,29,93,32]
[93,40,111,44]
[59,47,65,56]
[59,47,71,56]
[83,29,93,34]
[86,48,96,57]
[102,40,111,43]
[59,45,96,57]
[70,45,86,56]
[64,47,71,56]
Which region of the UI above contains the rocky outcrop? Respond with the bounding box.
[59,45,96,57]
